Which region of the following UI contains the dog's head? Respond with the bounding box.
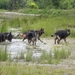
[6,32,13,42]
[40,28,45,34]
[66,29,70,35]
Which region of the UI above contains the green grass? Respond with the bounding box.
[0,9,8,12]
[39,47,71,64]
[0,9,75,37]
[0,19,8,32]
[0,47,8,61]
[6,15,75,37]
[26,50,33,62]
[0,62,75,75]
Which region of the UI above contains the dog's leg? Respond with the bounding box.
[33,38,36,45]
[54,35,58,44]
[64,38,67,43]
[57,39,60,44]
[22,34,26,41]
[57,35,60,44]
[38,37,46,44]
[54,38,57,44]
[28,40,31,44]
[23,37,26,41]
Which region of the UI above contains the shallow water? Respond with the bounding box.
[0,38,53,61]
[1,28,70,61]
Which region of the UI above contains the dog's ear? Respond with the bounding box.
[66,29,70,31]
[7,32,11,37]
[41,28,44,30]
[66,29,70,34]
[65,29,68,31]
[9,32,11,35]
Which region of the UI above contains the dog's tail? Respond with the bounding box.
[51,34,55,37]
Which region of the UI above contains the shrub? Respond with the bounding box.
[28,2,38,9]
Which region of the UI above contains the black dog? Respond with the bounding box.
[26,30,37,45]
[51,29,70,44]
[17,28,45,45]
[4,32,13,42]
[0,32,13,42]
[0,33,5,42]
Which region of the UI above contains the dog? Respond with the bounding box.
[35,28,45,43]
[3,32,13,42]
[0,32,13,42]
[17,28,45,45]
[51,29,70,44]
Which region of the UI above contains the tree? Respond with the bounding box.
[59,0,75,9]
[8,0,26,10]
[0,0,9,9]
[34,0,53,9]
[52,0,60,8]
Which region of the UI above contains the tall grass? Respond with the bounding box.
[26,50,33,62]
[0,47,8,61]
[54,48,71,60]
[0,9,75,37]
[39,48,71,64]
[8,15,75,37]
[0,19,8,32]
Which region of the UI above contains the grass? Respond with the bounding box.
[39,47,71,64]
[17,47,71,64]
[0,9,74,75]
[0,62,75,75]
[6,15,75,37]
[0,47,8,61]
[0,19,8,32]
[26,50,33,62]
[0,9,75,37]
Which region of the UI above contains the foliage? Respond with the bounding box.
[0,0,75,10]
[8,0,26,10]
[59,0,75,9]
[28,2,38,9]
[0,0,9,9]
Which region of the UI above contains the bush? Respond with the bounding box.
[28,2,38,9]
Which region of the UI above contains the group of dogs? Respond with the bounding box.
[0,28,70,45]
